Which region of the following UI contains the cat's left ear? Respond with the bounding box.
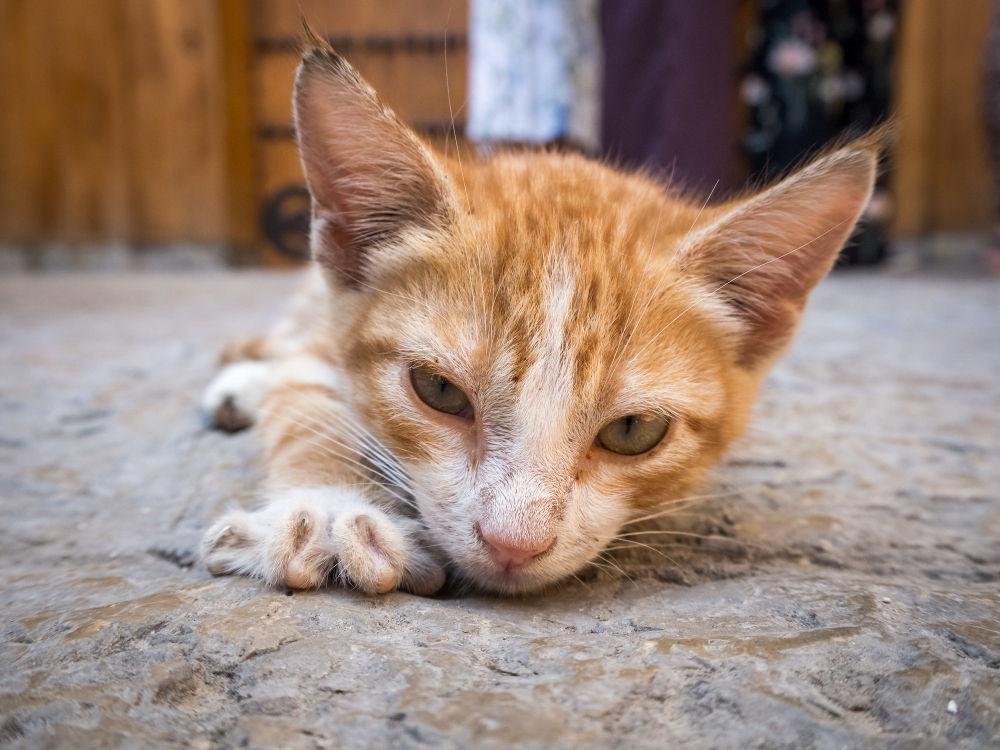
[684,143,878,368]
[293,44,456,286]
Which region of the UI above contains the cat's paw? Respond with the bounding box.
[200,360,271,432]
[201,487,444,595]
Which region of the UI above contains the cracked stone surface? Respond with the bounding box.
[1,270,999,749]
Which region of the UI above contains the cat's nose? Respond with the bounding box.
[479,527,554,571]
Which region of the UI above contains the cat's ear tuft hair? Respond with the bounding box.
[293,44,455,286]
[686,142,879,368]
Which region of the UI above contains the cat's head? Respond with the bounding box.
[294,47,878,593]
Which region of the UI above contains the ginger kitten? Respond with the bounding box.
[200,44,878,596]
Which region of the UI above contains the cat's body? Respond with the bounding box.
[200,43,878,596]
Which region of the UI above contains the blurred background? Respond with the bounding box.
[0,0,995,273]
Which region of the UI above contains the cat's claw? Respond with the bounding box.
[200,487,444,596]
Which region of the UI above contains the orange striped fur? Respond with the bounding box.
[200,46,878,595]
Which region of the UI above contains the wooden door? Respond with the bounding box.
[249,0,470,265]
[893,0,996,236]
[0,0,255,257]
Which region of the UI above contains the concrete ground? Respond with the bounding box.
[1,270,998,750]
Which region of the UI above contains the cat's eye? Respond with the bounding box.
[410,364,472,416]
[596,414,670,456]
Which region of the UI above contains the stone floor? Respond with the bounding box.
[1,270,998,750]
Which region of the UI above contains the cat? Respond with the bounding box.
[199,41,878,597]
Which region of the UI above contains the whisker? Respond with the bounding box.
[605,537,673,560]
[595,552,637,586]
[257,405,418,509]
[292,391,416,462]
[587,559,616,577]
[281,395,417,483]
[263,428,409,505]
[604,539,695,578]
[965,624,1000,637]
[615,530,739,542]
[278,418,406,490]
[610,532,770,555]
[621,488,747,525]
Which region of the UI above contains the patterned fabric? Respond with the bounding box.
[741,0,898,265]
[741,0,897,177]
[467,0,602,152]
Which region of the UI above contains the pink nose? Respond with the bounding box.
[480,529,554,571]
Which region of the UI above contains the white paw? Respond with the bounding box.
[201,360,271,432]
[200,487,445,595]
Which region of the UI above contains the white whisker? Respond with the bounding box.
[621,488,748,526]
[257,404,417,510]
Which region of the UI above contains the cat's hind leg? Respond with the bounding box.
[202,265,328,432]
[201,359,271,432]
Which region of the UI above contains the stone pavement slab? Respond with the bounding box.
[1,270,998,749]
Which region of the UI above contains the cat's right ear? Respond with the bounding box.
[293,45,456,287]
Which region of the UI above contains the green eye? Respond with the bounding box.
[596,414,670,455]
[410,364,472,416]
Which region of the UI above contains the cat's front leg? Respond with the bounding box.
[201,486,445,595]
[202,356,446,595]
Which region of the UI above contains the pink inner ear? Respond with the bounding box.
[311,210,366,285]
[691,148,877,367]
[292,49,453,286]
